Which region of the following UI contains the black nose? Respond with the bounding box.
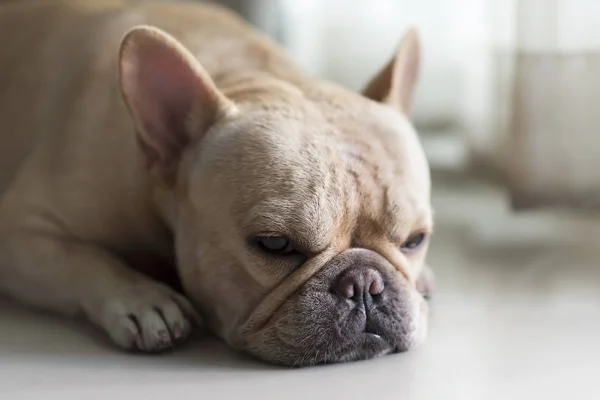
[334,266,385,302]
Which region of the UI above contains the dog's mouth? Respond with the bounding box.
[276,320,414,367]
[244,292,426,367]
[306,331,399,366]
[236,249,429,367]
[337,333,395,363]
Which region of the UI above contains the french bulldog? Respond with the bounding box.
[0,0,434,366]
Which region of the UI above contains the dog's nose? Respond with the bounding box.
[334,266,385,302]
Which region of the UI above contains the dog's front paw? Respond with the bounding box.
[92,284,201,352]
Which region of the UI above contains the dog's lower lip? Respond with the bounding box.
[365,332,383,340]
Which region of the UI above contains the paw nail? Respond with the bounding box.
[172,324,183,339]
[158,330,171,344]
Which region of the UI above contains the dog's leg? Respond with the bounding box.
[0,227,199,352]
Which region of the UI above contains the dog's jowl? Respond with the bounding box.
[0,0,434,366]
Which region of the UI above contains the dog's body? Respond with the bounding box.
[0,0,433,366]
[0,0,299,245]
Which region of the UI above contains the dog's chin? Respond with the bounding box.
[244,330,410,368]
[318,333,396,365]
[241,300,427,367]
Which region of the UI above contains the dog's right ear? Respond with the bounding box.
[119,25,235,183]
[362,28,420,114]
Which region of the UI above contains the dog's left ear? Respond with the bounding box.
[119,25,235,183]
[362,28,420,114]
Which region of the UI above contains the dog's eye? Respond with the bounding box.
[256,236,295,255]
[401,233,427,251]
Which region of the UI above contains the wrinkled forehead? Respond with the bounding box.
[193,104,431,238]
[346,104,431,202]
[192,110,342,232]
[331,104,432,233]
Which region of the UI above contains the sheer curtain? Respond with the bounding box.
[469,0,600,210]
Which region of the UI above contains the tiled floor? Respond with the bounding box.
[1,140,599,399]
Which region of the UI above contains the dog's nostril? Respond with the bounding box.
[334,267,385,301]
[369,279,384,296]
[337,281,355,299]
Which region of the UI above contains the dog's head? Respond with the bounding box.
[119,26,433,366]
